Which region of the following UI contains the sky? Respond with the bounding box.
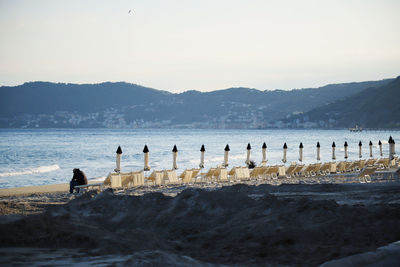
[0,0,399,92]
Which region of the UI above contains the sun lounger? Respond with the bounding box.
[250,166,265,179]
[345,162,354,172]
[346,161,354,171]
[250,166,268,179]
[180,169,193,183]
[204,168,217,182]
[236,167,245,179]
[345,160,364,173]
[264,166,279,179]
[190,168,200,179]
[336,161,347,173]
[118,171,145,187]
[259,166,270,179]
[147,170,165,185]
[375,158,390,169]
[357,166,377,183]
[259,166,271,179]
[291,165,305,177]
[133,171,145,186]
[344,161,357,172]
[318,163,331,175]
[183,170,193,183]
[216,168,228,182]
[390,159,397,167]
[102,171,144,188]
[299,164,314,177]
[242,167,250,180]
[228,167,239,180]
[277,165,286,178]
[203,168,227,182]
[285,163,297,178]
[164,170,179,184]
[354,160,366,172]
[228,167,246,181]
[316,162,336,175]
[117,172,131,187]
[329,162,337,173]
[182,168,201,183]
[309,163,322,176]
[365,158,377,166]
[179,170,188,179]
[104,173,122,188]
[84,171,137,192]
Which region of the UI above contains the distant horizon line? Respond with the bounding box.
[0,76,396,94]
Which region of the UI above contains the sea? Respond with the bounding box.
[0,128,398,189]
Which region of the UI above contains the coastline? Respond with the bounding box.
[0,180,106,197]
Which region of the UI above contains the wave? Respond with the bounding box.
[0,164,60,177]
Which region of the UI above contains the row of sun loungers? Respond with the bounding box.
[180,168,201,183]
[101,157,398,189]
[104,170,146,188]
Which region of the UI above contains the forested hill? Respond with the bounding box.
[0,79,393,128]
[0,82,172,116]
[284,76,400,129]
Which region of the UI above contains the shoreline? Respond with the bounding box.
[0,183,68,197]
[0,180,105,197]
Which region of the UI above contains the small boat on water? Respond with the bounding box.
[349,125,363,132]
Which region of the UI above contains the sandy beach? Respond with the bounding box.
[0,183,69,197]
[0,179,109,197]
[1,173,400,266]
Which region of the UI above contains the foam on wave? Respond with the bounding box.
[0,165,60,177]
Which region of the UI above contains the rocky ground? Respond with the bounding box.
[1,182,400,266]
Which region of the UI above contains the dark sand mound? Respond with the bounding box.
[1,183,400,266]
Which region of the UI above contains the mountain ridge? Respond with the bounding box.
[283,76,400,129]
[0,78,394,128]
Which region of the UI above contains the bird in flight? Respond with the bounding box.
[128,9,133,14]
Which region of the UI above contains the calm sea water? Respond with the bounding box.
[0,129,398,189]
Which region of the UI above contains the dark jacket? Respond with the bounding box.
[72,169,88,185]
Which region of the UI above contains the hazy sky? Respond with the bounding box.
[0,0,399,92]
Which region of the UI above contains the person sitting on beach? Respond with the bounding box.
[69,168,88,194]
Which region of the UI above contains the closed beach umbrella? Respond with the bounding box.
[262,142,267,166]
[332,142,336,160]
[299,142,303,162]
[143,145,150,171]
[388,136,394,160]
[172,145,178,170]
[282,143,287,163]
[199,145,205,169]
[115,146,122,172]
[246,143,251,165]
[358,141,362,158]
[389,137,395,166]
[223,144,230,167]
[393,139,396,155]
[316,142,321,161]
[344,141,348,159]
[369,141,373,158]
[378,140,383,157]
